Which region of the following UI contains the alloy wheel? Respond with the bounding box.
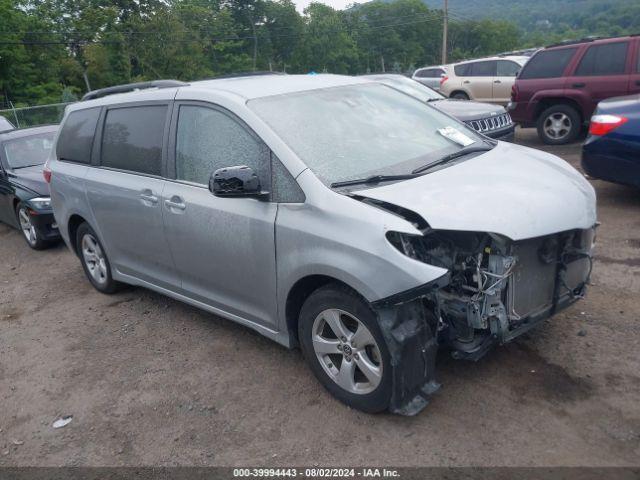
[311,308,383,395]
[18,207,38,246]
[544,112,572,141]
[81,233,108,285]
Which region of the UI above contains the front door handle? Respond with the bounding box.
[494,79,502,84]
[572,82,586,88]
[140,190,158,205]
[165,196,186,211]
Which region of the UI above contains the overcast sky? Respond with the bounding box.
[292,0,356,12]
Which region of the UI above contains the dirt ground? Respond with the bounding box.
[1,128,639,467]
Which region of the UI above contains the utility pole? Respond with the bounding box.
[441,0,448,65]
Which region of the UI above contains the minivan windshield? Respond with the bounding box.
[3,132,56,169]
[249,83,485,186]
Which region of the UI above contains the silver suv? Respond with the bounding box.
[48,75,596,415]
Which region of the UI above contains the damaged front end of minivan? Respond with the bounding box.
[370,221,595,416]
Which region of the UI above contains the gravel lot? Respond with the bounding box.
[1,128,639,467]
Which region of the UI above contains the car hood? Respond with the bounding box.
[10,165,49,196]
[353,142,597,240]
[430,99,506,121]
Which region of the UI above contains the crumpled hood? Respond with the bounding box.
[10,165,49,196]
[354,142,597,240]
[431,99,506,121]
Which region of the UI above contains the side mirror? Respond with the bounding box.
[209,165,269,199]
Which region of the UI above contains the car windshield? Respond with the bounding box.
[249,83,483,186]
[3,132,55,169]
[372,76,444,102]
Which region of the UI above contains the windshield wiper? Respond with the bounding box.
[331,173,421,189]
[411,145,492,175]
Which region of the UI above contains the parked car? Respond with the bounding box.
[0,125,60,249]
[582,94,640,188]
[365,74,515,141]
[49,76,596,415]
[412,65,446,91]
[0,116,15,133]
[439,56,529,104]
[509,35,640,145]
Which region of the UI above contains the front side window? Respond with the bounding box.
[519,48,577,79]
[101,105,167,176]
[575,42,629,76]
[497,60,521,77]
[175,105,269,186]
[470,61,497,77]
[3,132,55,169]
[249,83,485,186]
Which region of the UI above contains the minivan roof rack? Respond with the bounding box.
[206,71,286,80]
[82,80,188,101]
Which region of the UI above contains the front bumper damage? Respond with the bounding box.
[371,275,448,416]
[373,226,595,416]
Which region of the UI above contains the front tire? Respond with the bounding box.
[537,104,581,145]
[16,203,49,250]
[76,223,120,294]
[299,284,392,413]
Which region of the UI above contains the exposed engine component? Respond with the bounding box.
[387,227,594,360]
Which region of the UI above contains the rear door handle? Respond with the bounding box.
[165,196,186,211]
[140,190,158,205]
[463,80,471,84]
[494,80,502,84]
[572,82,586,88]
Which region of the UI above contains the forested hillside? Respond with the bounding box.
[423,0,640,38]
[2,0,637,108]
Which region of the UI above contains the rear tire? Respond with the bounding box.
[299,283,392,413]
[537,104,581,145]
[15,202,49,250]
[76,223,120,294]
[451,91,469,100]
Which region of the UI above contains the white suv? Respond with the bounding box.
[440,56,528,104]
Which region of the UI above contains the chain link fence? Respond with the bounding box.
[0,102,75,129]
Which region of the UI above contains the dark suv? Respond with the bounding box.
[509,35,640,144]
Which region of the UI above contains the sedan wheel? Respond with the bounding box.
[312,308,383,395]
[18,206,38,247]
[81,233,108,286]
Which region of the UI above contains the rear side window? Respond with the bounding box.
[56,108,100,163]
[175,105,269,187]
[497,60,521,77]
[575,42,629,76]
[101,105,167,176]
[454,63,471,76]
[470,61,496,77]
[416,68,443,78]
[519,48,577,79]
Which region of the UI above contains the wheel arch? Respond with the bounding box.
[285,274,369,348]
[449,89,470,99]
[534,97,584,124]
[67,213,88,255]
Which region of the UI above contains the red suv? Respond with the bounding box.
[509,35,640,144]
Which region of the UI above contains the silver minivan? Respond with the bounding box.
[48,74,597,415]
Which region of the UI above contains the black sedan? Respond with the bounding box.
[582,94,640,188]
[364,74,515,141]
[0,125,60,249]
